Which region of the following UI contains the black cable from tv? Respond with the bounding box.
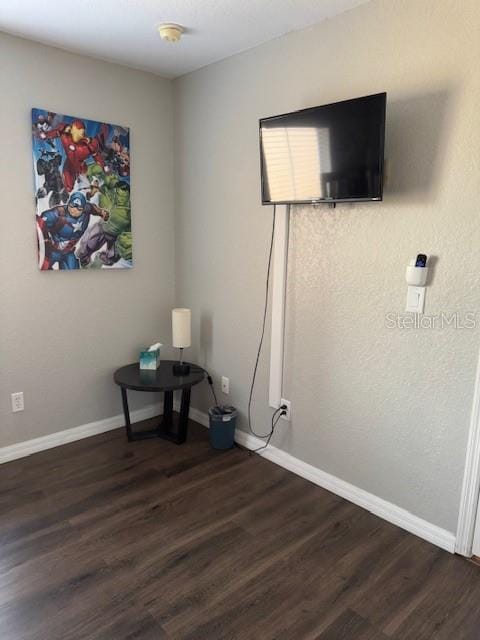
[205,373,219,407]
[251,408,284,454]
[248,205,277,440]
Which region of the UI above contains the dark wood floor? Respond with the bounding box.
[1,418,479,640]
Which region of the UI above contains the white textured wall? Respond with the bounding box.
[0,33,175,446]
[174,0,480,532]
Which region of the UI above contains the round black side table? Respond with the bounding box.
[113,360,206,444]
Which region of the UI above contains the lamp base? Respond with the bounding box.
[173,363,190,376]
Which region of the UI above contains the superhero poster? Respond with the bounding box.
[32,108,132,270]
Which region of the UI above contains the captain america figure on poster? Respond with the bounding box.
[37,192,109,270]
[32,107,131,270]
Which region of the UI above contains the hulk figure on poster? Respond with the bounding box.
[32,108,132,270]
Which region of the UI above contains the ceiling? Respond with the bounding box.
[0,0,370,78]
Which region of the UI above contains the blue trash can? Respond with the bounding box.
[208,405,238,450]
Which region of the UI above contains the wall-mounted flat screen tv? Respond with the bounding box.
[260,92,386,205]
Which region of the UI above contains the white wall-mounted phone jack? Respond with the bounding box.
[221,376,230,394]
[405,260,428,313]
[11,392,24,412]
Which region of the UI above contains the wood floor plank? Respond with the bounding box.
[162,504,405,639]
[391,553,480,640]
[0,419,478,639]
[315,609,389,640]
[350,533,445,635]
[147,494,349,633]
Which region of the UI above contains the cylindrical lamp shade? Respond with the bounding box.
[172,308,191,348]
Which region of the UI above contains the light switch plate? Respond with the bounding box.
[406,285,426,314]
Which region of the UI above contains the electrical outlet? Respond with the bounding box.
[221,376,230,394]
[280,398,291,421]
[11,392,24,413]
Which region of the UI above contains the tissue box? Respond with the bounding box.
[139,343,162,370]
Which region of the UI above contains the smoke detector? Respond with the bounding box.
[158,23,184,43]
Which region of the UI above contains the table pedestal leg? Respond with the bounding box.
[119,387,190,445]
[121,388,133,442]
[163,390,173,429]
[177,388,191,444]
[159,388,190,444]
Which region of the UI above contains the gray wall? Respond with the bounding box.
[1,0,479,536]
[0,33,175,446]
[174,0,480,533]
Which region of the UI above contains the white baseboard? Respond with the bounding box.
[181,404,455,553]
[0,400,199,465]
[187,405,210,428]
[0,402,163,465]
[0,401,457,554]
[231,426,455,553]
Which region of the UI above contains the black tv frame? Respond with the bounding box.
[259,92,387,206]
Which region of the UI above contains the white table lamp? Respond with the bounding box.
[172,308,191,375]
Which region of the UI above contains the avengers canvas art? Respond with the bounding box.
[32,108,132,270]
